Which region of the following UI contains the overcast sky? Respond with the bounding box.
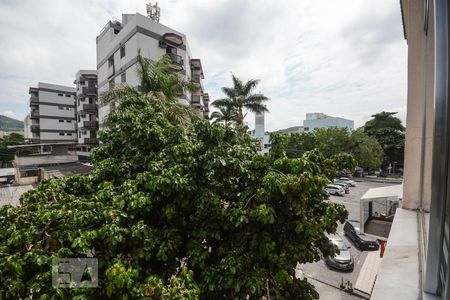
[0,0,407,131]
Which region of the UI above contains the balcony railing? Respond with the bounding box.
[82,104,98,112]
[82,87,97,95]
[83,121,99,129]
[31,111,39,119]
[191,95,201,106]
[84,138,98,144]
[30,96,38,106]
[166,53,184,71]
[30,125,40,132]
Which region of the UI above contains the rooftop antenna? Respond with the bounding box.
[147,2,161,22]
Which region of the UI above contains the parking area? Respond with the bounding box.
[296,180,399,300]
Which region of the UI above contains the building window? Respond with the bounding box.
[59,133,64,136]
[67,133,72,136]
[65,107,71,111]
[120,45,125,58]
[78,131,81,138]
[108,56,114,68]
[58,93,63,97]
[65,94,71,98]
[66,120,72,123]
[121,72,126,83]
[59,120,64,123]
[58,106,64,110]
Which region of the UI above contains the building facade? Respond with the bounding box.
[28,83,77,143]
[250,111,270,154]
[371,0,448,299]
[75,70,98,160]
[303,112,354,132]
[96,11,208,125]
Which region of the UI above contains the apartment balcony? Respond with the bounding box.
[30,96,38,106]
[203,93,210,105]
[30,125,40,132]
[203,106,210,113]
[166,53,184,71]
[203,111,209,119]
[82,104,98,112]
[162,33,183,46]
[191,95,202,107]
[82,121,99,129]
[30,111,39,119]
[81,87,97,95]
[190,59,204,79]
[84,138,98,145]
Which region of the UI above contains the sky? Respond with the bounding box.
[0,0,407,131]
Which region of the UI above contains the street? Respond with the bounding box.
[296,180,398,299]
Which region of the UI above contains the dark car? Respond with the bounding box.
[324,234,354,271]
[344,221,379,251]
[322,189,330,200]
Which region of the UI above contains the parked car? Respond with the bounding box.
[322,189,330,200]
[333,182,350,194]
[324,234,354,271]
[344,221,380,251]
[338,177,356,187]
[325,184,345,196]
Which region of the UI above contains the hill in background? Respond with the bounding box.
[0,115,24,132]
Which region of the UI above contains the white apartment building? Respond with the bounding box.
[75,70,98,160]
[303,112,354,132]
[29,83,77,143]
[23,113,31,139]
[96,9,209,124]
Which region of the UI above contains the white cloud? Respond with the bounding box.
[0,0,407,131]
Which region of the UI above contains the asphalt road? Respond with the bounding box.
[296,180,398,300]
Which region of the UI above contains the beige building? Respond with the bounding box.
[371,1,448,299]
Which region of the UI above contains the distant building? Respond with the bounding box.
[249,111,270,154]
[276,126,304,134]
[8,143,91,185]
[303,113,354,132]
[75,70,98,161]
[97,6,209,125]
[28,82,77,143]
[23,114,31,139]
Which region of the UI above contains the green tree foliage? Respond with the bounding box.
[0,56,352,299]
[0,132,25,167]
[275,127,383,171]
[363,111,405,167]
[212,74,269,125]
[210,104,236,125]
[349,129,384,171]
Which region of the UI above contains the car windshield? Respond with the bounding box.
[333,240,347,251]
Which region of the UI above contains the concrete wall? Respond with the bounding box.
[40,118,76,131]
[15,154,78,166]
[402,0,435,211]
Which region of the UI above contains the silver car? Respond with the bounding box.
[324,234,354,271]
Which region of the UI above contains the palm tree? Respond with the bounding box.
[100,52,197,126]
[210,104,236,125]
[212,74,269,125]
